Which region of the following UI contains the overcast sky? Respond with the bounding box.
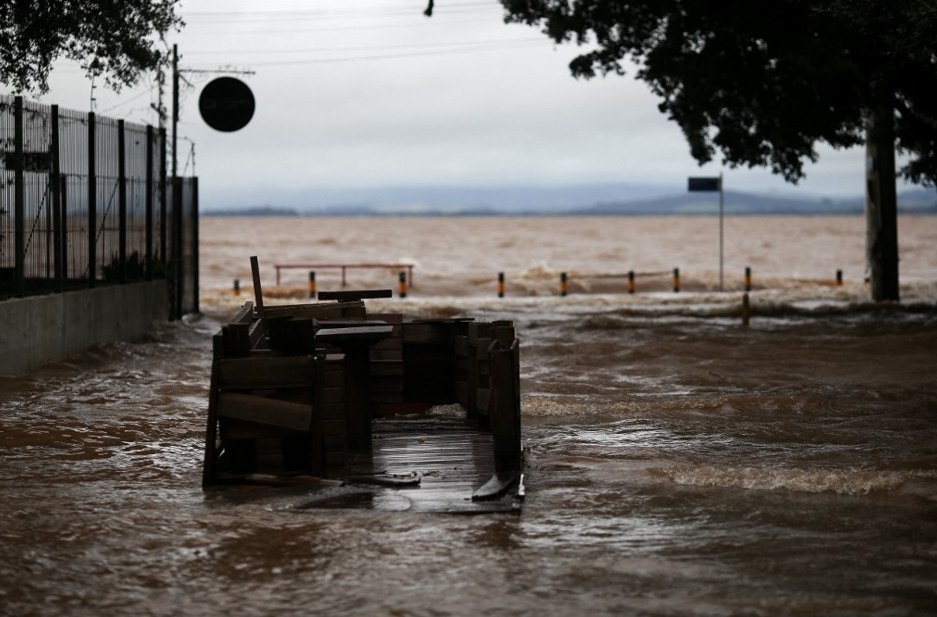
[4,0,924,204]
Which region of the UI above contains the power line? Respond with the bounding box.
[179,17,497,35]
[180,37,543,57]
[185,40,546,68]
[183,2,496,21]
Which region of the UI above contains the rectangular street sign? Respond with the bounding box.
[688,176,722,192]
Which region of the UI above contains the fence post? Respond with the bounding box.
[628,270,635,294]
[171,177,183,320]
[192,177,199,314]
[117,119,127,282]
[398,271,407,298]
[14,96,25,296]
[60,176,68,280]
[744,266,751,292]
[159,126,167,268]
[560,272,568,296]
[498,272,504,298]
[145,125,154,280]
[673,267,680,293]
[836,269,843,286]
[88,111,97,286]
[308,271,316,299]
[51,105,63,291]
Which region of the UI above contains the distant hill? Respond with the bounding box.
[201,185,937,216]
[202,206,299,217]
[581,188,937,215]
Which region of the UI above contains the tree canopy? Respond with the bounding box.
[0,0,182,95]
[497,0,937,187]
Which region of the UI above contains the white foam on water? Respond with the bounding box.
[662,464,937,496]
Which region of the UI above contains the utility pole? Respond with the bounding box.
[172,44,179,179]
[170,44,255,180]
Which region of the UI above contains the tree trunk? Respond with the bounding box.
[864,106,900,302]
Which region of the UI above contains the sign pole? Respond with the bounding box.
[687,174,725,291]
[719,172,724,291]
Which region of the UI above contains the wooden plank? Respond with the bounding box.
[489,340,521,472]
[316,325,394,342]
[221,322,251,358]
[322,386,344,403]
[402,323,452,345]
[317,289,393,301]
[476,388,490,413]
[220,418,301,441]
[370,360,404,376]
[368,313,404,325]
[370,348,403,361]
[229,301,255,325]
[370,378,404,394]
[218,356,315,390]
[262,301,365,321]
[250,256,264,312]
[217,392,313,431]
[370,391,405,404]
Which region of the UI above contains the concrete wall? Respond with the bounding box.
[0,281,170,374]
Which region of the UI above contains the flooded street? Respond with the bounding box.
[2,216,936,615]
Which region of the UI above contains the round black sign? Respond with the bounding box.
[199,77,255,132]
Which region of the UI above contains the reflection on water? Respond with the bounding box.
[2,216,936,615]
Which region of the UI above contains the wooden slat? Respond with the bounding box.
[317,289,393,301]
[402,323,452,345]
[217,392,313,431]
[316,325,394,342]
[370,360,404,376]
[250,256,264,312]
[220,419,301,441]
[262,301,366,321]
[218,356,315,390]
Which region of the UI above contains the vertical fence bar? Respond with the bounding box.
[497,272,504,298]
[88,112,96,285]
[192,176,199,314]
[14,96,25,296]
[159,126,167,267]
[51,105,62,290]
[145,125,154,279]
[61,176,68,280]
[172,177,182,319]
[117,119,127,282]
[744,266,752,292]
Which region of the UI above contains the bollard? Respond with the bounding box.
[744,266,751,292]
[673,268,680,293]
[308,271,316,299]
[234,279,240,296]
[497,272,505,298]
[628,270,635,294]
[399,271,408,298]
[836,269,843,286]
[741,293,750,327]
[560,272,568,297]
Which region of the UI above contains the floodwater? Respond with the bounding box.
[2,215,936,616]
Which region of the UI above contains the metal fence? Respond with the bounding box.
[0,95,197,318]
